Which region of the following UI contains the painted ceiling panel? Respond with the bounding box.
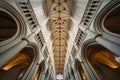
[44,0,74,74]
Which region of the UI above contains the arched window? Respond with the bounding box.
[86,44,120,80]
[0,11,17,42]
[104,6,120,34]
[0,47,34,80]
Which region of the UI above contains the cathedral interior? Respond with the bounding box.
[0,0,120,80]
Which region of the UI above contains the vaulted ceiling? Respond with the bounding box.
[44,0,75,74]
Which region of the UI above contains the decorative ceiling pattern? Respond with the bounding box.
[44,0,74,74]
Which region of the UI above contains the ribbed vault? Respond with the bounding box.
[44,0,74,74]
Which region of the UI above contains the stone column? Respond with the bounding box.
[80,61,93,80]
[67,72,70,80]
[86,29,120,56]
[77,71,82,80]
[79,25,120,56]
[95,36,120,56]
[38,72,43,80]
[72,62,82,80]
[74,69,82,80]
[38,70,46,80]
[0,39,28,67]
[22,63,39,80]
[69,70,74,80]
[47,70,51,80]
[41,73,46,80]
[0,39,21,53]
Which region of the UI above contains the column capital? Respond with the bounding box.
[94,34,102,40]
[22,38,29,43]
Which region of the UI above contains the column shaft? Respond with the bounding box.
[95,36,120,56]
[0,40,28,67]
